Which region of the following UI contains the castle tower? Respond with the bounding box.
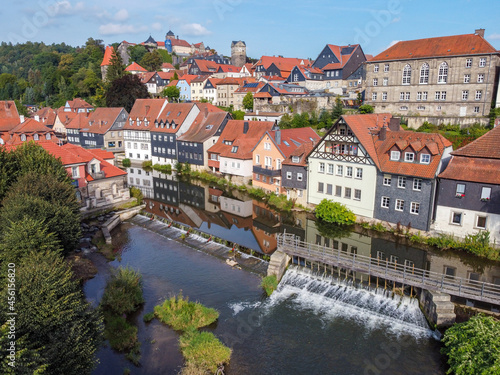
[231,41,246,68]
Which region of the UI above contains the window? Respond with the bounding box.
[451,212,462,225]
[402,64,411,85]
[336,165,343,176]
[373,78,378,86]
[390,255,399,264]
[374,64,379,72]
[327,163,334,174]
[435,92,440,100]
[400,92,405,101]
[264,142,271,150]
[382,92,387,101]
[417,92,422,101]
[318,162,325,173]
[383,77,388,86]
[413,178,422,191]
[346,166,353,178]
[441,91,447,100]
[355,168,363,179]
[318,182,324,193]
[33,133,39,141]
[292,156,300,163]
[255,154,260,164]
[474,106,480,113]
[456,183,466,196]
[398,176,406,188]
[404,152,415,162]
[410,202,420,215]
[335,185,342,197]
[462,90,469,100]
[395,199,404,211]
[438,62,448,83]
[419,63,429,84]
[464,74,470,83]
[390,151,400,160]
[465,58,472,68]
[326,184,333,195]
[71,166,79,178]
[344,187,351,199]
[21,134,27,142]
[381,196,390,208]
[286,171,292,180]
[264,156,272,167]
[297,173,303,181]
[383,174,392,186]
[479,58,486,67]
[477,73,484,83]
[384,64,389,72]
[372,92,377,101]
[476,216,487,229]
[377,251,385,260]
[481,187,491,200]
[354,189,361,200]
[475,90,482,100]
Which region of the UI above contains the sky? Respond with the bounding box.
[2,0,500,60]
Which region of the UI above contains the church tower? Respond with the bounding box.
[231,41,246,68]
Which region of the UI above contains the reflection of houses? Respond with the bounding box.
[220,196,253,217]
[252,200,281,254]
[39,142,129,210]
[434,126,500,245]
[179,181,206,210]
[127,166,153,198]
[370,238,428,271]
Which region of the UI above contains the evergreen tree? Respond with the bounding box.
[105,74,149,112]
[105,47,125,83]
[331,95,343,122]
[140,50,163,72]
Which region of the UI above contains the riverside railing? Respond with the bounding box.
[277,233,500,305]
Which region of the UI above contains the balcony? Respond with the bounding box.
[91,171,106,180]
[253,165,281,177]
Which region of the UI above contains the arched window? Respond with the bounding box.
[419,63,429,84]
[21,134,27,142]
[34,133,39,141]
[438,62,448,83]
[402,64,411,85]
[46,133,51,140]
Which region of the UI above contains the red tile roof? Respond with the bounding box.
[139,72,158,84]
[171,38,191,48]
[155,103,197,133]
[192,59,220,73]
[438,156,500,184]
[86,148,115,160]
[66,98,93,111]
[82,107,126,135]
[157,71,175,80]
[321,44,361,70]
[254,92,272,98]
[254,56,311,70]
[282,140,318,167]
[167,80,179,87]
[124,98,168,130]
[451,126,500,159]
[56,108,79,126]
[32,107,57,126]
[178,74,199,85]
[261,127,320,159]
[0,100,20,131]
[235,82,265,94]
[371,33,498,62]
[208,120,274,160]
[217,65,240,73]
[101,46,114,66]
[10,118,54,135]
[161,62,175,70]
[125,62,147,72]
[66,112,91,130]
[177,104,227,143]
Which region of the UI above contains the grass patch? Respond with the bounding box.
[104,313,138,352]
[179,330,232,373]
[143,312,155,323]
[154,293,219,331]
[101,267,145,315]
[178,362,209,375]
[261,275,278,296]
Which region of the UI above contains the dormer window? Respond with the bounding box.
[21,134,27,142]
[129,119,133,125]
[420,154,430,164]
[34,134,39,141]
[404,152,415,162]
[390,151,400,160]
[231,146,238,153]
[46,134,51,140]
[292,156,300,163]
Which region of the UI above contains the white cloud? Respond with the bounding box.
[391,17,401,24]
[99,23,147,36]
[180,23,211,36]
[152,22,162,31]
[114,9,129,22]
[488,33,500,40]
[46,1,85,17]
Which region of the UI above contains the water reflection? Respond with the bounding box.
[128,168,500,288]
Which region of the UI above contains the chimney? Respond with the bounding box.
[275,128,281,144]
[19,115,25,123]
[243,121,249,134]
[475,28,485,37]
[389,118,400,132]
[34,115,40,122]
[379,126,387,141]
[204,106,208,118]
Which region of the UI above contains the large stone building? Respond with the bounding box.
[231,41,246,68]
[365,29,500,128]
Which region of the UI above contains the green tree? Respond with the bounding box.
[331,95,343,121]
[128,45,148,65]
[101,267,144,316]
[162,85,180,102]
[105,74,149,112]
[140,50,163,72]
[232,110,245,120]
[242,92,253,111]
[14,99,28,116]
[172,71,179,81]
[315,199,356,225]
[359,104,374,114]
[105,47,125,83]
[0,251,103,375]
[441,314,500,375]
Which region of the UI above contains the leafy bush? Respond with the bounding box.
[370,222,387,232]
[358,104,374,114]
[129,186,143,205]
[122,158,131,167]
[154,293,219,331]
[416,121,438,133]
[103,313,138,352]
[267,193,293,212]
[142,160,152,169]
[441,314,500,375]
[261,275,278,296]
[315,199,356,225]
[153,163,172,174]
[101,267,144,316]
[179,330,231,373]
[143,312,155,323]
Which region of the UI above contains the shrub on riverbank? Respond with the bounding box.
[179,330,232,373]
[154,293,219,331]
[315,199,356,225]
[261,275,278,296]
[101,267,145,315]
[441,314,500,375]
[130,186,143,205]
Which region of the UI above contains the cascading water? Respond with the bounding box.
[271,265,434,338]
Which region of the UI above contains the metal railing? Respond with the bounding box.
[277,233,500,305]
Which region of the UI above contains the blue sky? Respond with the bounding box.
[2,0,500,60]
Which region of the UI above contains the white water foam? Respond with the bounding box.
[228,301,263,315]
